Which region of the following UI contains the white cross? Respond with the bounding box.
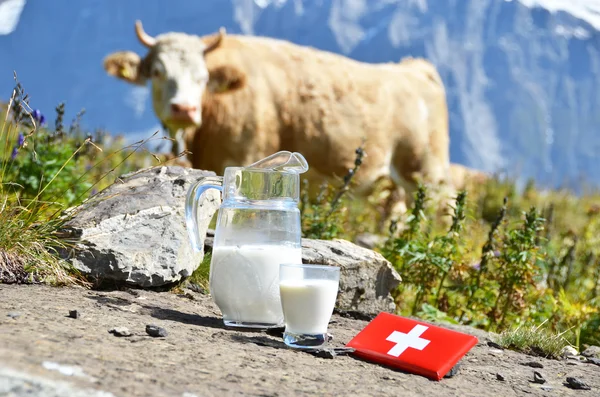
[386,324,431,357]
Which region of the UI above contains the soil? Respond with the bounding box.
[0,284,598,397]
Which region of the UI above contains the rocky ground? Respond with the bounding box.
[0,284,598,397]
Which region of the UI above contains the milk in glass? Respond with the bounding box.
[279,278,339,334]
[210,244,302,325]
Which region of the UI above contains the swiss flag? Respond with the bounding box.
[345,312,478,381]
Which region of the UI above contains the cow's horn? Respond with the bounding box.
[204,27,226,54]
[135,20,156,48]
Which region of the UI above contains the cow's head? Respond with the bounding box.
[103,21,242,134]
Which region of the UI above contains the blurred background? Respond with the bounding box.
[1,0,600,192]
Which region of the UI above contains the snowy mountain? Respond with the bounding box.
[1,0,600,190]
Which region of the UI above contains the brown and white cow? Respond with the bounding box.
[449,163,489,191]
[103,21,454,223]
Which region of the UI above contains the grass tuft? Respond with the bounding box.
[0,74,176,287]
[184,251,212,294]
[494,322,572,359]
[0,201,86,286]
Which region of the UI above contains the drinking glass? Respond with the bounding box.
[279,263,340,348]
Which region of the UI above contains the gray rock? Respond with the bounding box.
[521,361,543,369]
[582,345,600,358]
[68,310,79,319]
[487,341,504,350]
[301,239,402,314]
[108,327,132,337]
[566,355,588,364]
[444,363,461,378]
[305,347,355,359]
[7,312,21,319]
[146,325,168,338]
[586,357,600,366]
[564,377,591,390]
[496,373,505,381]
[532,371,546,384]
[59,166,220,287]
[561,345,579,358]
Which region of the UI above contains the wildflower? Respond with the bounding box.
[17,133,24,147]
[11,147,18,160]
[32,109,45,125]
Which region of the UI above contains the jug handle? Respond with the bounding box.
[185,176,223,252]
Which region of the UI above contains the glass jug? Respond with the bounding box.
[185,151,309,329]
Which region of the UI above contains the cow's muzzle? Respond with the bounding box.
[169,103,199,123]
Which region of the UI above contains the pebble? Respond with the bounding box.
[183,293,195,300]
[521,361,544,368]
[561,345,579,358]
[305,347,355,359]
[187,283,207,295]
[496,373,506,381]
[487,341,504,350]
[444,363,461,378]
[7,312,21,319]
[566,355,586,362]
[126,289,140,296]
[586,357,600,366]
[309,350,335,359]
[108,327,132,337]
[532,371,546,384]
[146,324,168,337]
[68,310,79,319]
[581,345,600,358]
[564,377,591,390]
[540,386,553,392]
[566,357,584,366]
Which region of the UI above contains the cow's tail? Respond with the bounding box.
[398,56,444,87]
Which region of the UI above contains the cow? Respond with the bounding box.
[449,163,489,191]
[103,21,454,226]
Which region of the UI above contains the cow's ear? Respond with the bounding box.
[207,65,246,94]
[103,51,147,85]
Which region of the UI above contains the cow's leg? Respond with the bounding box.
[377,183,408,233]
[393,151,455,230]
[386,138,455,233]
[376,157,414,234]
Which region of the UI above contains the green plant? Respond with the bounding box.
[0,75,165,285]
[381,187,472,317]
[493,321,572,359]
[184,251,212,294]
[551,289,598,351]
[301,145,365,240]
[0,83,86,285]
[460,197,507,323]
[488,207,546,330]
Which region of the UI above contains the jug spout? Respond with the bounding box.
[246,151,309,174]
